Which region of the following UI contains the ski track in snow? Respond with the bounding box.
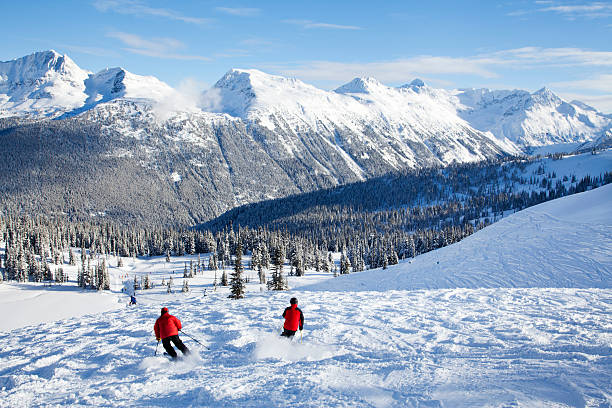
[0,289,610,407]
[1,184,612,407]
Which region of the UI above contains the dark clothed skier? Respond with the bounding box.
[154,307,189,359]
[129,295,136,305]
[281,297,304,338]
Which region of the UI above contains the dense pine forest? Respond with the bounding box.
[1,152,611,286]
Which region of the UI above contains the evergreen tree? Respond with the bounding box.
[267,245,288,291]
[68,249,76,266]
[220,270,228,286]
[340,253,351,275]
[229,241,245,299]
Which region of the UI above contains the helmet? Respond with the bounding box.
[161,307,169,314]
[290,297,298,305]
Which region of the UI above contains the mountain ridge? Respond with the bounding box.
[1,50,610,227]
[1,50,610,150]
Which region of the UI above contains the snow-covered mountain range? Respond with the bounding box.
[1,50,611,225]
[0,50,172,118]
[2,50,610,151]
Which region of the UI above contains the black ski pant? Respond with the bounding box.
[281,328,297,338]
[162,335,189,358]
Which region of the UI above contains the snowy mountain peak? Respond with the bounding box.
[0,50,91,117]
[0,51,174,118]
[215,68,310,93]
[334,77,385,94]
[531,87,561,105]
[213,68,323,118]
[0,50,85,81]
[399,78,426,91]
[84,66,173,107]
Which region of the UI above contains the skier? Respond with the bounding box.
[129,295,136,306]
[281,297,304,338]
[154,307,189,359]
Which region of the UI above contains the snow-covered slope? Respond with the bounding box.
[1,186,611,406]
[0,50,90,117]
[455,87,611,147]
[0,50,172,118]
[304,183,612,292]
[213,69,517,170]
[83,67,172,107]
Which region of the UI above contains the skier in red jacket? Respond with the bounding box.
[154,307,189,359]
[281,297,304,338]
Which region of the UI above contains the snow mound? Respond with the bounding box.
[253,332,340,361]
[303,184,612,291]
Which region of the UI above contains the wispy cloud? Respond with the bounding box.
[271,46,612,84]
[271,57,498,83]
[93,0,211,25]
[283,19,362,30]
[551,74,612,92]
[59,44,120,58]
[508,1,612,19]
[491,47,612,67]
[540,2,612,18]
[107,32,210,61]
[556,92,612,113]
[215,7,260,17]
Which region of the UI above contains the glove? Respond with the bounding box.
[299,327,303,331]
[156,337,160,342]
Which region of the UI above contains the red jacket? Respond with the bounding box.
[282,305,304,331]
[154,312,182,339]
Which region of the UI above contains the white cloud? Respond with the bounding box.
[491,47,612,67]
[273,56,498,83]
[551,74,612,92]
[509,2,612,19]
[107,32,210,61]
[215,7,260,17]
[540,2,612,18]
[152,78,222,121]
[270,46,612,86]
[283,19,361,30]
[93,0,211,24]
[557,92,612,113]
[59,44,120,58]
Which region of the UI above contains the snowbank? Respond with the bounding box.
[0,284,123,332]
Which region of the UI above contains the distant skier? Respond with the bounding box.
[154,307,189,359]
[281,297,304,338]
[129,295,136,306]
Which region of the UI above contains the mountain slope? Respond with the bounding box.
[0,50,90,117]
[303,183,612,291]
[1,186,611,405]
[455,87,611,147]
[1,51,610,226]
[0,50,173,118]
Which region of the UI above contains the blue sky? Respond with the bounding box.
[2,0,612,112]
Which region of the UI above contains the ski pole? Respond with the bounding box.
[154,340,159,356]
[179,330,210,350]
[301,330,303,344]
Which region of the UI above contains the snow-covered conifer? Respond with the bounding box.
[229,241,245,299]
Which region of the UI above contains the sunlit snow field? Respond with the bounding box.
[0,185,611,407]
